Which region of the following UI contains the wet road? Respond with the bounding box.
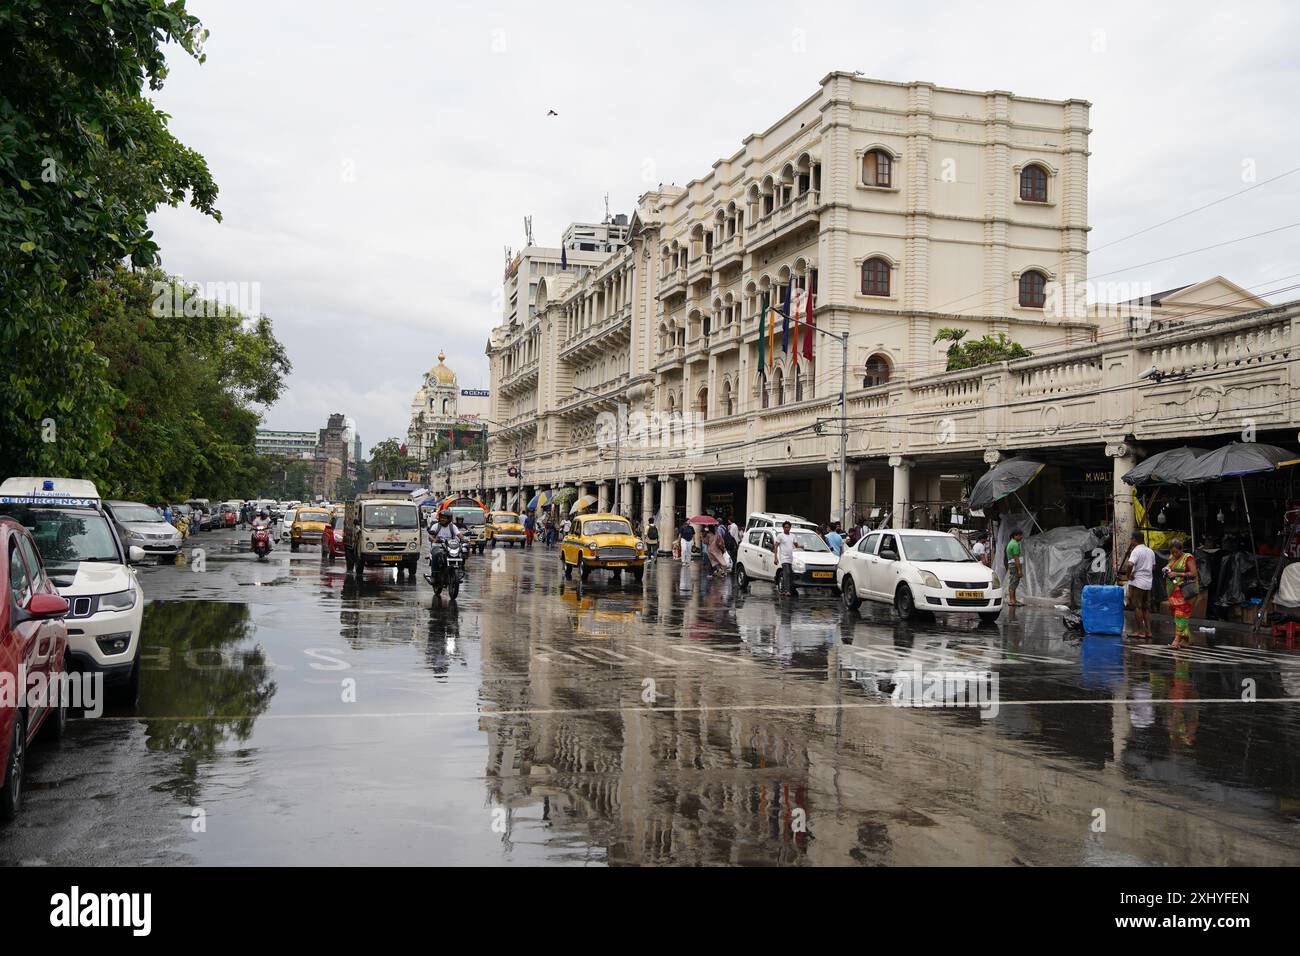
[4,526,1300,866]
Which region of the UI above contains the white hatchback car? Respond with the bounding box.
[837,529,1003,623]
[735,525,840,594]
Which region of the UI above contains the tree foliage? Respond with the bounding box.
[0,0,222,478]
[369,438,411,482]
[933,327,1032,371]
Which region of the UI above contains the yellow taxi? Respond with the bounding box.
[487,510,525,547]
[290,506,332,552]
[560,513,646,583]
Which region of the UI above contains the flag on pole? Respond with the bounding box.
[780,282,790,353]
[759,290,769,369]
[758,298,767,370]
[561,245,568,270]
[791,287,801,368]
[803,274,815,360]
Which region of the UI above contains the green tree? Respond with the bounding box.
[933,327,1032,371]
[0,0,219,477]
[369,438,412,482]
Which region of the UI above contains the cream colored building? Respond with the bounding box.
[406,351,490,470]
[459,71,1296,559]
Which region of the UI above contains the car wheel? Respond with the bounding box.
[895,584,919,621]
[841,575,862,610]
[633,567,644,583]
[43,681,68,740]
[119,647,142,706]
[735,564,748,590]
[345,550,354,571]
[1,710,26,821]
[979,611,1001,625]
[291,542,299,553]
[579,558,590,582]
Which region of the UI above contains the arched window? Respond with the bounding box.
[759,371,769,409]
[773,367,785,407]
[1019,270,1047,308]
[442,398,448,414]
[794,366,803,402]
[863,149,892,188]
[861,257,891,296]
[722,380,734,416]
[863,353,892,388]
[1020,164,1048,202]
[697,387,709,421]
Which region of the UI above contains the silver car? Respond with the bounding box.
[104,500,183,564]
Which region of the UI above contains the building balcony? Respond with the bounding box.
[708,323,740,353]
[658,267,686,300]
[745,189,820,253]
[686,252,713,286]
[560,308,632,362]
[499,361,539,397]
[654,344,685,373]
[713,233,743,271]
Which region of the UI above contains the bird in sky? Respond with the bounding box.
[546,109,558,116]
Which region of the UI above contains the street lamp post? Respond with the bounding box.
[574,386,626,515]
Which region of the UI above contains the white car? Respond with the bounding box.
[279,509,297,542]
[0,477,146,699]
[735,525,840,594]
[837,528,1003,623]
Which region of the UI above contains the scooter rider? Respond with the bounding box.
[428,510,463,580]
[251,509,273,550]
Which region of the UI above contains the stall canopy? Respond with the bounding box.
[969,457,1045,511]
[1178,442,1300,483]
[1121,447,1209,486]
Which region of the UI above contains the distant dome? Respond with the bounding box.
[429,350,455,386]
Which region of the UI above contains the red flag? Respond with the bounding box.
[802,275,815,360]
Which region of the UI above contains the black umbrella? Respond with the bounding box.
[1177,442,1300,483]
[1121,447,1209,486]
[969,456,1045,512]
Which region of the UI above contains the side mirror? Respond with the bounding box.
[880,550,898,562]
[26,592,70,619]
[128,545,146,564]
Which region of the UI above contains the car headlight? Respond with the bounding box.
[919,570,942,589]
[636,540,645,551]
[991,572,1001,589]
[99,588,137,611]
[793,558,806,573]
[408,541,418,550]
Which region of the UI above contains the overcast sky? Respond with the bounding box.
[148,0,1300,452]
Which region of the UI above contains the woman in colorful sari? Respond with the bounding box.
[1163,538,1198,649]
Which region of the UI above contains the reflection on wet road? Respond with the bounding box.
[4,528,1299,865]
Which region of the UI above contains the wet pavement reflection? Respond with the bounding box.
[3,528,1299,865]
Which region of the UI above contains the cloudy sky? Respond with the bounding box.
[148,0,1300,452]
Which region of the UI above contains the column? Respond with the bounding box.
[843,463,858,528]
[640,476,655,533]
[620,479,635,517]
[1108,442,1136,568]
[685,472,703,518]
[828,463,842,526]
[888,456,912,529]
[657,474,677,553]
[597,481,610,513]
[750,470,768,515]
[863,476,877,517]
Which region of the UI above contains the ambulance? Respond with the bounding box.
[0,478,146,700]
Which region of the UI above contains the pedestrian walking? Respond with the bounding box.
[774,521,797,596]
[524,511,535,548]
[825,522,844,556]
[680,520,695,562]
[1122,530,1156,639]
[706,527,730,577]
[1005,529,1025,606]
[727,516,740,549]
[1163,538,1198,648]
[645,517,659,560]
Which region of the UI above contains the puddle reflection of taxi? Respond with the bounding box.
[486,511,525,548]
[560,587,644,638]
[561,513,646,583]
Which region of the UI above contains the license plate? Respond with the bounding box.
[956,589,984,599]
[381,555,403,562]
[812,571,834,579]
[607,561,628,568]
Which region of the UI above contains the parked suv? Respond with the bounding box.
[104,500,182,564]
[837,528,1003,624]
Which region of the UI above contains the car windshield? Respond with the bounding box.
[364,505,418,529]
[902,535,976,562]
[298,510,330,522]
[583,519,632,535]
[114,504,165,523]
[493,513,518,522]
[455,511,486,526]
[793,530,830,552]
[0,506,120,566]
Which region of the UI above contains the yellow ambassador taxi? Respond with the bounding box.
[487,511,526,548]
[290,506,332,552]
[560,513,647,583]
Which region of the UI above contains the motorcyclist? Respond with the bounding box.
[429,511,464,581]
[251,509,273,548]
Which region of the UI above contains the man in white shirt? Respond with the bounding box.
[773,521,798,596]
[971,536,988,565]
[1122,530,1157,638]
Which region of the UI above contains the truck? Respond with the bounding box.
[343,494,421,578]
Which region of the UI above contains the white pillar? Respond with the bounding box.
[597,481,609,513]
[620,479,635,517]
[685,471,703,518]
[750,470,768,514]
[889,456,912,529]
[658,474,677,553]
[843,463,858,529]
[1108,441,1136,567]
[640,476,654,534]
[828,463,842,526]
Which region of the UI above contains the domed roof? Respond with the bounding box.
[429,350,455,386]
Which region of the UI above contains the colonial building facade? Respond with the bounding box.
[457,71,1295,560]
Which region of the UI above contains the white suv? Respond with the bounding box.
[0,477,146,699]
[837,528,1003,624]
[735,524,840,594]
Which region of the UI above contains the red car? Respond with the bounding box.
[320,512,346,562]
[1,516,71,821]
